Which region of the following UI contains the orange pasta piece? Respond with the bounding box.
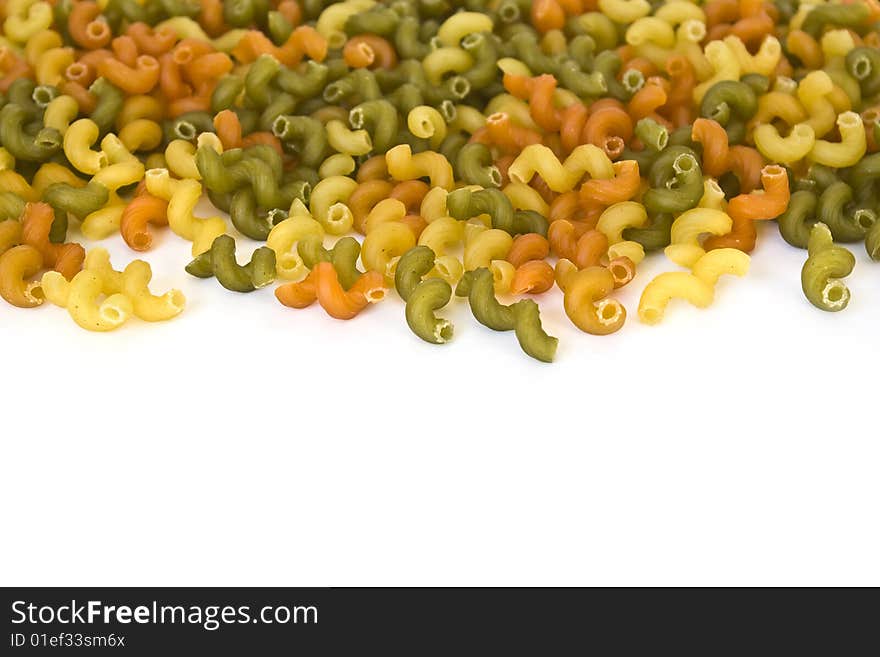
[168,94,212,116]
[627,80,670,125]
[111,35,139,67]
[98,55,160,94]
[507,233,550,267]
[120,194,169,252]
[704,164,789,252]
[510,260,555,295]
[548,191,583,223]
[470,112,543,153]
[503,73,562,132]
[343,34,398,70]
[608,256,635,288]
[213,109,243,150]
[401,214,427,239]
[579,160,641,208]
[349,180,394,234]
[531,0,566,32]
[355,155,389,182]
[20,203,84,281]
[198,0,229,37]
[240,131,283,154]
[705,0,740,28]
[59,80,96,113]
[691,118,730,178]
[68,1,111,50]
[232,26,327,66]
[573,229,608,269]
[582,105,633,158]
[726,145,764,194]
[559,103,590,153]
[277,0,303,27]
[279,262,385,315]
[0,46,32,93]
[159,52,192,101]
[184,52,233,89]
[786,30,823,70]
[390,180,430,214]
[623,58,658,79]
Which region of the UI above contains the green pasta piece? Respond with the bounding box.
[160,0,200,17]
[467,267,515,331]
[229,188,272,241]
[778,190,818,249]
[510,32,561,75]
[296,234,330,270]
[461,32,498,89]
[866,220,880,261]
[0,105,61,162]
[258,93,297,133]
[642,152,703,215]
[592,50,630,101]
[31,85,58,109]
[272,115,327,168]
[395,16,431,60]
[349,100,399,152]
[0,192,26,221]
[327,236,363,290]
[405,278,454,344]
[323,69,382,104]
[568,34,597,69]
[244,54,280,107]
[6,80,40,117]
[740,73,770,96]
[801,222,855,312]
[635,118,669,152]
[569,12,618,52]
[801,2,871,38]
[186,235,276,292]
[275,61,329,99]
[42,181,109,220]
[623,212,674,251]
[344,5,399,36]
[511,299,557,363]
[557,60,608,99]
[395,245,436,301]
[389,84,425,114]
[849,152,880,203]
[455,143,502,188]
[447,187,548,236]
[700,80,757,127]
[212,76,245,114]
[817,181,874,243]
[88,78,125,135]
[439,131,469,163]
[846,47,880,98]
[267,10,293,44]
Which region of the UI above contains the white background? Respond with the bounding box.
[1,215,878,586]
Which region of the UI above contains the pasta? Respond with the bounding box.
[0,0,876,356]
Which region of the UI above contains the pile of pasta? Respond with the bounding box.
[1,0,879,361]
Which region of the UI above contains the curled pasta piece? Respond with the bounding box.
[120,193,169,251]
[801,222,855,312]
[386,144,454,191]
[0,244,44,308]
[665,208,733,268]
[507,144,615,192]
[122,260,185,322]
[560,266,626,336]
[42,269,133,332]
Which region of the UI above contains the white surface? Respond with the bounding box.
[1,218,878,586]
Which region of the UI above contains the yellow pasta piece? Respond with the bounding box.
[797,70,838,137]
[597,0,651,23]
[418,216,464,255]
[723,35,781,76]
[693,40,740,103]
[665,208,733,268]
[266,214,325,280]
[361,221,416,281]
[489,259,516,294]
[63,119,108,175]
[502,182,549,216]
[407,106,447,148]
[463,228,513,270]
[507,144,614,192]
[122,260,185,322]
[386,144,455,190]
[326,119,372,155]
[596,201,648,244]
[809,111,867,168]
[753,122,816,164]
[437,11,494,46]
[145,168,227,256]
[309,176,358,235]
[422,47,474,86]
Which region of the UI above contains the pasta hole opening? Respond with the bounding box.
[366,288,385,303]
[436,320,454,343]
[348,108,365,130]
[65,62,89,82]
[167,290,186,310]
[683,19,706,43]
[355,43,375,66]
[855,209,876,229]
[173,46,195,65]
[610,263,631,284]
[86,20,110,41]
[673,153,698,174]
[131,232,151,250]
[597,299,623,325]
[838,112,861,129]
[174,121,197,141]
[822,280,849,309]
[498,1,520,23]
[487,166,502,187]
[794,124,814,139]
[622,69,645,93]
[327,32,347,51]
[26,282,44,303]
[418,119,434,136]
[852,56,872,80]
[448,76,471,99]
[603,136,625,159]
